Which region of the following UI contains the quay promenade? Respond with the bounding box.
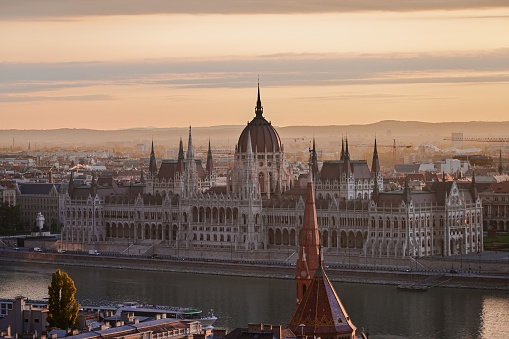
[1,249,508,291]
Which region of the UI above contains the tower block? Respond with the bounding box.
[295,178,320,306]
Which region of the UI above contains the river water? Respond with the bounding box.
[0,261,508,339]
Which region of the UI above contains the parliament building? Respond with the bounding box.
[60,85,483,262]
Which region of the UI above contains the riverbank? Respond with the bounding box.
[1,251,508,291]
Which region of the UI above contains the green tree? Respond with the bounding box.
[0,203,21,235]
[47,269,80,330]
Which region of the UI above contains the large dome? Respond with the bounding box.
[237,85,282,153]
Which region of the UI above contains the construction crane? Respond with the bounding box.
[356,139,412,164]
[443,137,509,143]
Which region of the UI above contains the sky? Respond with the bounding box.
[1,1,509,130]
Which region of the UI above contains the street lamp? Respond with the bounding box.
[299,324,305,338]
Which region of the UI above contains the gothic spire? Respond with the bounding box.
[255,80,263,117]
[149,139,157,175]
[206,139,214,178]
[310,138,319,180]
[340,137,345,161]
[295,178,320,306]
[187,126,194,160]
[178,137,184,160]
[343,137,351,176]
[371,137,380,177]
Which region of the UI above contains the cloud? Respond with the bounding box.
[1,49,509,94]
[1,0,508,19]
[0,94,116,102]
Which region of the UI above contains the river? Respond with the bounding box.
[0,261,508,339]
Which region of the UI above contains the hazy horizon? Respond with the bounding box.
[2,1,509,129]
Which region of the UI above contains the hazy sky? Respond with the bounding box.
[1,1,509,129]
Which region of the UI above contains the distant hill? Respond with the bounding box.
[1,120,508,149]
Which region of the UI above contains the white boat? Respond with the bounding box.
[80,302,218,328]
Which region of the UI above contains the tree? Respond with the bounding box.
[47,269,80,330]
[0,203,21,235]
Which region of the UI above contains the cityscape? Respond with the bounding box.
[1,1,509,339]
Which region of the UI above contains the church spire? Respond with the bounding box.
[149,139,157,176]
[295,178,320,306]
[255,79,263,117]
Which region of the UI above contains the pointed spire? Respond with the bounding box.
[255,79,263,117]
[178,137,184,160]
[206,139,214,178]
[345,137,350,159]
[187,126,194,160]
[343,137,351,176]
[287,262,357,338]
[371,137,380,178]
[246,128,253,160]
[340,137,345,161]
[149,139,157,175]
[295,178,320,306]
[310,138,319,180]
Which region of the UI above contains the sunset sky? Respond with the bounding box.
[1,1,509,130]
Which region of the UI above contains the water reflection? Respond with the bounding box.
[0,261,507,339]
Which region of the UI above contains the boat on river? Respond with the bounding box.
[80,301,218,328]
[0,298,217,328]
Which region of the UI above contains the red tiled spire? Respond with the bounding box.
[295,176,320,306]
[288,264,357,338]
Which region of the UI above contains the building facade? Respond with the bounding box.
[60,86,483,260]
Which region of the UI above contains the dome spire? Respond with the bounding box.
[255,78,263,117]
